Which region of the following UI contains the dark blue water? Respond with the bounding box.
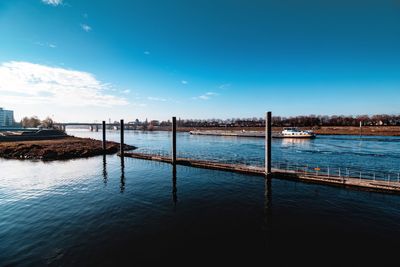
[69,130,400,180]
[1,153,400,265]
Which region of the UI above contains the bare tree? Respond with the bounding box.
[21,116,41,128]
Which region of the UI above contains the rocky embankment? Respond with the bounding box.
[0,137,136,160]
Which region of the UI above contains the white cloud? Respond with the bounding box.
[144,51,150,55]
[81,24,92,32]
[35,42,57,48]
[193,92,218,100]
[219,83,231,89]
[132,103,147,107]
[42,0,63,6]
[122,89,131,94]
[181,80,188,84]
[147,97,167,102]
[0,61,128,107]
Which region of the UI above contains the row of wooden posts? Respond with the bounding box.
[101,111,273,176]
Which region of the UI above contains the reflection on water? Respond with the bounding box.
[102,154,108,185]
[263,177,272,239]
[172,165,177,206]
[1,155,400,265]
[120,157,125,193]
[280,137,313,146]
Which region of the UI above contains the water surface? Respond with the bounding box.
[69,130,400,179]
[1,154,400,265]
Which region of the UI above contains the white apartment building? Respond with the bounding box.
[0,108,14,127]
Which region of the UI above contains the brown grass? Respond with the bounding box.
[0,137,136,160]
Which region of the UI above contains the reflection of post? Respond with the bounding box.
[172,116,177,165]
[172,165,177,206]
[102,154,108,185]
[102,121,106,151]
[120,119,124,157]
[265,111,272,176]
[120,157,125,193]
[264,177,272,244]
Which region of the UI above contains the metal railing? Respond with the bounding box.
[271,161,400,183]
[132,147,399,183]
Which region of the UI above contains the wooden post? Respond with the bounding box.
[120,119,124,157]
[102,121,106,151]
[265,111,272,176]
[172,116,176,164]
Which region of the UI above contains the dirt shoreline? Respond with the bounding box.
[0,136,136,161]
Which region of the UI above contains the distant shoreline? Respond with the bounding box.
[148,126,400,136]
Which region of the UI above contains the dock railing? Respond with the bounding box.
[116,113,400,189]
[127,147,400,184]
[271,161,400,183]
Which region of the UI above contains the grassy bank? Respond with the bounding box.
[0,136,136,160]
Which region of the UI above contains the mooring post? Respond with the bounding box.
[102,121,106,151]
[265,111,272,176]
[172,116,177,165]
[120,119,124,157]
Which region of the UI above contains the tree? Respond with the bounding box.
[41,117,54,128]
[21,116,41,128]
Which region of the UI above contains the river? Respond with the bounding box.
[70,130,400,180]
[0,130,400,265]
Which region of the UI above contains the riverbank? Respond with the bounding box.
[152,126,400,136]
[0,137,136,160]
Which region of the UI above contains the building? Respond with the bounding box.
[0,108,14,127]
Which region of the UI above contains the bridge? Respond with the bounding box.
[53,122,135,132]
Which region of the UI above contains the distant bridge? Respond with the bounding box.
[53,122,135,132]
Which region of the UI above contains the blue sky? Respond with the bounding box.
[0,0,399,122]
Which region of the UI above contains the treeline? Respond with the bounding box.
[154,114,400,128]
[20,116,54,128]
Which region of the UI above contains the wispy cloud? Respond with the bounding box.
[193,92,218,100]
[42,0,63,6]
[132,103,147,107]
[81,24,92,32]
[147,97,167,102]
[144,51,150,55]
[181,80,188,85]
[121,89,131,94]
[219,83,231,89]
[0,61,128,107]
[35,42,57,48]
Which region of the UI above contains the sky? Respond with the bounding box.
[0,0,399,122]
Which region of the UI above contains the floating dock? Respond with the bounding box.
[120,152,400,194]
